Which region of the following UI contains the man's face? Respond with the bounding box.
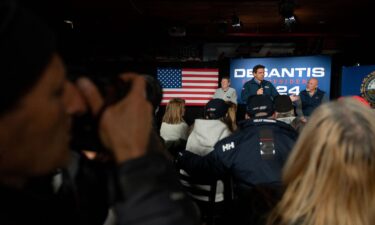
[253,68,265,81]
[307,78,318,91]
[221,78,230,90]
[0,54,81,180]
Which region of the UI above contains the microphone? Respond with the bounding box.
[258,80,264,95]
[259,80,264,89]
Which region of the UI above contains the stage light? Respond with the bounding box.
[279,0,296,30]
[284,16,296,25]
[64,20,74,29]
[231,14,242,28]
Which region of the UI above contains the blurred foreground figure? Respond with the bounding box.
[267,97,375,225]
[0,1,199,225]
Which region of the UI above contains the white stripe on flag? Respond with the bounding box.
[182,83,217,86]
[182,77,218,81]
[159,68,218,106]
[182,71,218,75]
[163,88,215,92]
[163,94,213,98]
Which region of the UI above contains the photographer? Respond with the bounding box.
[0,2,198,225]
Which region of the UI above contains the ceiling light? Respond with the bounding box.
[231,14,242,29]
[284,16,296,25]
[64,20,74,29]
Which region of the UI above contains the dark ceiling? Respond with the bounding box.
[21,0,375,64]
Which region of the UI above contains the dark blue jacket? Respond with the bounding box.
[241,78,279,103]
[178,119,298,186]
[299,89,325,117]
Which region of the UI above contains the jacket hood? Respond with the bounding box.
[186,119,231,156]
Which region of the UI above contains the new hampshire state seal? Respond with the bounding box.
[361,71,375,108]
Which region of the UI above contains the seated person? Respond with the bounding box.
[273,95,304,132]
[213,76,237,104]
[178,95,298,225]
[183,99,232,200]
[178,95,298,186]
[160,98,189,141]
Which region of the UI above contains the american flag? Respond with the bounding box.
[157,68,219,106]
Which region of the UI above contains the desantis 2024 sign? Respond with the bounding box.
[230,56,331,104]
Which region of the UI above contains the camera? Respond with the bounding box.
[68,71,163,153]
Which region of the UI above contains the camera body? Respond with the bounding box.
[69,73,162,153]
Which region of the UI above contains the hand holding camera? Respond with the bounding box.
[77,74,153,164]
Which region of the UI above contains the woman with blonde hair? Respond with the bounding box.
[160,98,189,141]
[267,97,375,225]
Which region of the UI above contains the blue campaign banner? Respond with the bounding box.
[341,65,375,96]
[230,56,332,104]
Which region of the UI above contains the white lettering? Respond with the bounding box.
[277,86,288,94]
[234,69,246,78]
[277,86,301,95]
[247,69,253,77]
[232,67,326,79]
[268,68,280,78]
[312,67,325,77]
[253,119,276,123]
[222,142,235,152]
[307,67,311,77]
[282,68,293,78]
[288,86,300,95]
[295,68,306,77]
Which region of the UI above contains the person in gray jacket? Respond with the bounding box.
[213,76,238,104]
[184,99,232,202]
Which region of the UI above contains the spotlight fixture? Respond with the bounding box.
[279,0,296,30]
[284,15,296,26]
[231,14,242,28]
[64,20,74,29]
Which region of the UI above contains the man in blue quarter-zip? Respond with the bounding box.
[298,78,328,117]
[241,64,279,103]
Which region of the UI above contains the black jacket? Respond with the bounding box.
[178,119,298,186]
[0,153,199,225]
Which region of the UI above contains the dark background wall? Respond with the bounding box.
[16,0,375,125]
